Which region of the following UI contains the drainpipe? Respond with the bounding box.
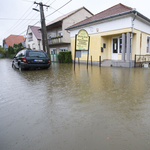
[130,10,137,68]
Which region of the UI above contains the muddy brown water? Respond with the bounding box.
[0,59,150,150]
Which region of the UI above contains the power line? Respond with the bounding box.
[46,0,72,18]
[50,6,79,23]
[1,3,34,37]
[2,0,73,44]
[45,0,51,4]
[11,13,40,34]
[0,18,39,20]
[49,0,57,5]
[3,21,40,42]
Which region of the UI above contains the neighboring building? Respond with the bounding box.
[46,7,93,56]
[3,35,25,50]
[25,25,42,50]
[66,3,150,67]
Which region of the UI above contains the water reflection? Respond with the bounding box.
[0,59,150,150]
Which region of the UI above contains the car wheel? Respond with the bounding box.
[12,62,15,69]
[19,64,23,71]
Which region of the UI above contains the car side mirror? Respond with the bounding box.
[14,56,17,58]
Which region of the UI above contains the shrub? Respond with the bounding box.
[58,51,72,63]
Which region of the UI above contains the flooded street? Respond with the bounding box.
[1,59,150,150]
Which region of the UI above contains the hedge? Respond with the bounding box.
[58,51,72,63]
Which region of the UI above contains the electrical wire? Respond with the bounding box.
[2,0,73,44]
[46,0,72,18]
[4,21,40,42]
[1,3,34,37]
[50,6,79,23]
[49,0,57,5]
[0,18,39,20]
[11,13,40,34]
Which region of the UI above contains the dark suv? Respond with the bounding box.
[12,49,51,71]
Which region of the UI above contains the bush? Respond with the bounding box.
[0,47,7,58]
[58,51,72,63]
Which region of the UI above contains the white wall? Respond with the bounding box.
[63,8,93,42]
[70,15,150,37]
[70,16,132,37]
[134,17,150,34]
[25,27,42,50]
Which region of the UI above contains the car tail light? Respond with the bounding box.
[48,59,50,63]
[22,57,27,63]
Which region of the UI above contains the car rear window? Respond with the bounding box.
[27,51,47,58]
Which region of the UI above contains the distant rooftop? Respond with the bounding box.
[28,25,41,40]
[4,35,25,47]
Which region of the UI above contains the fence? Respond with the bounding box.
[134,55,150,67]
[50,54,58,63]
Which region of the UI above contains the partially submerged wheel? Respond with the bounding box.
[12,62,15,69]
[19,64,23,71]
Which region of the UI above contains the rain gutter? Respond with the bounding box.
[130,10,137,68]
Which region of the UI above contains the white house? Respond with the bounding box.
[25,25,42,50]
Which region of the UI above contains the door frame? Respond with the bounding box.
[112,36,121,60]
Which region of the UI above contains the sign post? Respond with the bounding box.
[74,29,90,70]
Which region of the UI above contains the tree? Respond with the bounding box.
[0,47,7,58]
[13,43,24,53]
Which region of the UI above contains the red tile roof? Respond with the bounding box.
[67,3,133,29]
[29,25,41,40]
[4,35,25,47]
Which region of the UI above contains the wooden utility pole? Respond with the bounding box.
[33,2,50,57]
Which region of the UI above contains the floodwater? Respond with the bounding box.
[0,59,150,150]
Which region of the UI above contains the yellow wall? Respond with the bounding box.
[71,28,150,61]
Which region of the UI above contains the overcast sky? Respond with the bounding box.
[0,0,150,46]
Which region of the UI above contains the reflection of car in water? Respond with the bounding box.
[12,49,51,71]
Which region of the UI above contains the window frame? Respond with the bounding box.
[146,36,150,54]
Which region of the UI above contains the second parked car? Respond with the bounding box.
[12,49,51,71]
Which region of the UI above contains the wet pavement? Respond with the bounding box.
[0,59,150,150]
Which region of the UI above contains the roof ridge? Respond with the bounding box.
[119,3,132,10]
[66,3,133,30]
[29,25,40,28]
[46,6,93,26]
[94,3,132,17]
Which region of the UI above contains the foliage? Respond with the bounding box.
[6,43,25,58]
[0,47,7,58]
[51,36,63,39]
[13,43,24,53]
[58,51,72,63]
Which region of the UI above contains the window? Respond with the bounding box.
[50,49,57,54]
[119,37,122,53]
[32,43,35,50]
[28,33,33,42]
[58,31,63,36]
[60,47,68,52]
[16,50,25,57]
[27,51,46,57]
[146,36,150,53]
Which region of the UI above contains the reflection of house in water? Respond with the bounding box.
[67,3,150,67]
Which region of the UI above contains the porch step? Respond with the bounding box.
[101,60,112,66]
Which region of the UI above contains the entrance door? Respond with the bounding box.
[112,38,119,60]
[50,49,58,62]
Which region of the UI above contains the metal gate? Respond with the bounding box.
[50,54,58,63]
